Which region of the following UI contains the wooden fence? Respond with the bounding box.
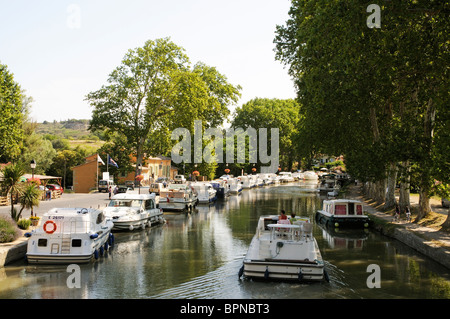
[0,190,61,206]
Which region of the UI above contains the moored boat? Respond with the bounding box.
[159,183,198,212]
[104,193,165,231]
[303,171,319,180]
[211,179,230,198]
[26,207,114,264]
[190,182,217,203]
[316,199,371,228]
[239,215,327,282]
[228,177,243,194]
[278,172,295,183]
[239,175,254,189]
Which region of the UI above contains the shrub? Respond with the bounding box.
[0,216,20,243]
[17,218,32,230]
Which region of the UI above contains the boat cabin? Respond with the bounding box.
[322,199,364,216]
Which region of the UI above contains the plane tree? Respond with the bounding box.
[274,0,449,220]
[87,38,241,178]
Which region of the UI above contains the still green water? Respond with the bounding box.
[0,183,449,299]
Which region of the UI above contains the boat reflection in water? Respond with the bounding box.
[317,222,369,250]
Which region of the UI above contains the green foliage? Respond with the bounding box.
[0,63,24,161]
[19,132,56,175]
[17,218,31,230]
[17,183,42,221]
[274,0,449,218]
[46,148,89,188]
[231,98,300,170]
[0,162,25,220]
[0,216,20,243]
[324,160,345,170]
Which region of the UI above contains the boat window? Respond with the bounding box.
[108,200,143,208]
[72,239,82,247]
[335,205,347,215]
[356,205,363,215]
[109,200,131,207]
[145,200,154,209]
[38,239,47,247]
[96,212,105,224]
[348,202,355,215]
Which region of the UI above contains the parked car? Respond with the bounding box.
[99,179,115,193]
[442,198,450,208]
[125,180,134,190]
[47,184,64,193]
[117,185,129,194]
[174,174,186,183]
[149,183,166,195]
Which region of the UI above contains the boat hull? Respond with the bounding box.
[26,254,94,264]
[27,232,113,264]
[112,213,164,230]
[243,259,324,281]
[316,211,370,228]
[159,199,197,211]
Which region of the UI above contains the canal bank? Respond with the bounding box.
[0,230,28,268]
[344,185,450,270]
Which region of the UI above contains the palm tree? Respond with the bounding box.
[18,183,42,221]
[0,163,25,221]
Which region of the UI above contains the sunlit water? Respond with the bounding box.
[1,183,449,299]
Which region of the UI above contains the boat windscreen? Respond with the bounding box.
[108,200,143,208]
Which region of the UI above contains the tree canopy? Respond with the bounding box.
[87,38,241,177]
[274,0,449,220]
[0,63,24,162]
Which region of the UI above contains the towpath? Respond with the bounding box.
[343,184,450,269]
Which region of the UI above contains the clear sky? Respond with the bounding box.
[0,0,296,123]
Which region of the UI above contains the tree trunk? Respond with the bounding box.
[415,98,435,222]
[398,161,411,212]
[135,136,145,179]
[10,192,15,221]
[384,162,398,209]
[415,185,432,222]
[441,212,450,231]
[374,179,386,204]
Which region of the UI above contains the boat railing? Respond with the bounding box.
[267,224,303,241]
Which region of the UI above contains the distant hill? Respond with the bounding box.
[36,119,105,151]
[36,119,92,139]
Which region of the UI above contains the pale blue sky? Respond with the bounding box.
[0,0,296,123]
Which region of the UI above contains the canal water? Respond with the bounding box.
[0,183,449,299]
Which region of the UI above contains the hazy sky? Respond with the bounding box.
[0,0,296,123]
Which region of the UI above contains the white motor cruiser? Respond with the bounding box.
[228,178,243,194]
[316,199,371,228]
[190,182,217,203]
[26,207,114,264]
[104,193,165,231]
[269,174,280,185]
[239,175,254,189]
[239,215,328,282]
[278,172,295,183]
[303,171,319,180]
[159,183,198,212]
